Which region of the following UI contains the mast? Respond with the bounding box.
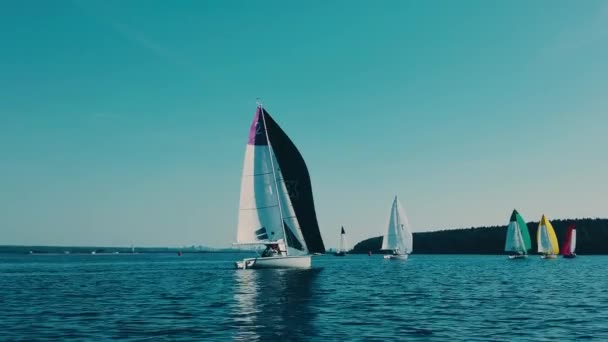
[259,102,289,255]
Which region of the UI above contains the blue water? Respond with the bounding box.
[1,253,608,341]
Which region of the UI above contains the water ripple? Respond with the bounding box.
[1,254,608,341]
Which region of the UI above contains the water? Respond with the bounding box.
[1,253,608,341]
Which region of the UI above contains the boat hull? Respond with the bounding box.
[235,255,312,269]
[563,254,577,259]
[507,254,528,260]
[384,254,409,260]
[540,254,558,259]
[334,252,346,257]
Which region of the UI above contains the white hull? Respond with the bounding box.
[235,255,312,269]
[383,254,409,260]
[508,254,528,260]
[541,254,558,259]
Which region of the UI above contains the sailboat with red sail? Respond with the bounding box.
[562,225,577,259]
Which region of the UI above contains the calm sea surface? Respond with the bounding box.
[1,253,608,341]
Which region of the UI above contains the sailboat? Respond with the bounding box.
[562,224,577,258]
[381,196,413,260]
[234,103,326,269]
[537,214,559,259]
[334,226,347,256]
[504,209,532,259]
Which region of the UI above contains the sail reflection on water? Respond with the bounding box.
[231,268,321,341]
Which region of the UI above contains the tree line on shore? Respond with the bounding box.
[351,218,608,254]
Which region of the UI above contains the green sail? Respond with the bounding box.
[515,211,532,251]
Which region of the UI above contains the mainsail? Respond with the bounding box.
[562,224,576,255]
[236,106,325,255]
[537,215,559,255]
[504,209,532,254]
[338,226,347,253]
[381,196,413,254]
[570,226,577,254]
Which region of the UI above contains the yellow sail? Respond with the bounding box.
[545,217,560,254]
[539,215,560,254]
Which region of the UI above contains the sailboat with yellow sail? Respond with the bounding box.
[537,214,559,259]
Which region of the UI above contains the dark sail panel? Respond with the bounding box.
[262,108,326,253]
[284,221,304,251]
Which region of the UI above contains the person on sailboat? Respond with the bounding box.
[261,244,280,257]
[261,245,272,257]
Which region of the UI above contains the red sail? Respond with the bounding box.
[562,225,575,256]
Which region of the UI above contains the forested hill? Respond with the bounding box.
[351,218,608,254]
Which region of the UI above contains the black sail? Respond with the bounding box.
[262,108,326,254]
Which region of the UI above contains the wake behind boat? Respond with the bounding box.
[537,214,559,259]
[504,209,532,259]
[233,103,325,269]
[381,196,413,261]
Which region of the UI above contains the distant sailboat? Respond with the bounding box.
[562,224,577,258]
[537,215,559,259]
[381,196,413,261]
[234,103,325,269]
[334,227,347,256]
[505,209,532,259]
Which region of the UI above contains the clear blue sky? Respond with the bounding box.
[1,1,607,248]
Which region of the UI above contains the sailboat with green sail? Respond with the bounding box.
[537,214,559,259]
[504,209,532,259]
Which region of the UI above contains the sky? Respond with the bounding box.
[1,0,607,249]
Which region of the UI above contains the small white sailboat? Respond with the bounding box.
[505,209,532,259]
[334,226,347,256]
[537,215,559,259]
[381,196,413,261]
[234,103,325,269]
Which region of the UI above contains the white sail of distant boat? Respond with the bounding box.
[334,227,347,256]
[505,209,532,259]
[562,225,577,258]
[382,196,413,260]
[537,215,559,259]
[234,103,325,269]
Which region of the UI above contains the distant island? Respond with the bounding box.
[351,218,608,255]
[4,218,607,255]
[0,245,247,255]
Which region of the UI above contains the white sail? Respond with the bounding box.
[505,222,517,252]
[237,144,285,245]
[236,108,308,256]
[381,196,413,254]
[505,221,527,253]
[338,227,347,253]
[275,166,308,255]
[537,225,551,254]
[571,229,577,254]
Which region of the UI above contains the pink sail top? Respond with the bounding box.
[247,107,268,146]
